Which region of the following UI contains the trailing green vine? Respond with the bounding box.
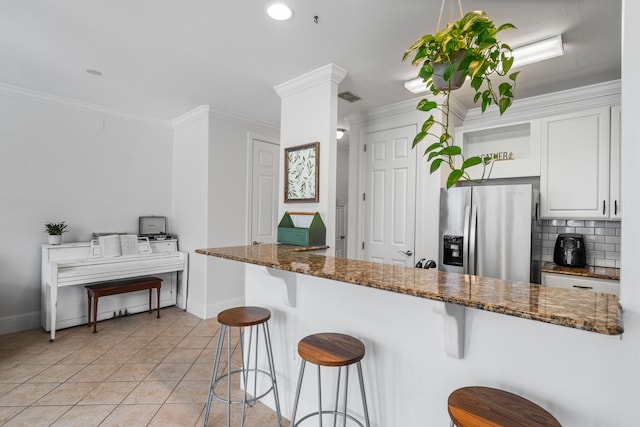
[403,10,519,188]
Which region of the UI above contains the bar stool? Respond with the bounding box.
[448,386,561,427]
[203,306,282,427]
[291,332,371,427]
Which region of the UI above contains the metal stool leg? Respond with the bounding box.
[264,322,283,426]
[291,360,306,426]
[204,324,227,427]
[356,361,370,427]
[317,365,323,427]
[240,326,248,427]
[333,367,342,427]
[342,366,349,427]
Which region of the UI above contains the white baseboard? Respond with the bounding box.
[0,311,41,335]
[187,296,246,320]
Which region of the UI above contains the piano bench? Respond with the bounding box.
[85,276,163,333]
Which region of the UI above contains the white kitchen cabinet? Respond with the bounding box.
[541,272,619,296]
[540,107,611,218]
[609,105,622,220]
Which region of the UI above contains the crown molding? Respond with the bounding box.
[462,79,621,126]
[346,94,468,126]
[171,105,211,128]
[274,63,348,98]
[171,105,280,134]
[209,107,279,133]
[0,83,172,129]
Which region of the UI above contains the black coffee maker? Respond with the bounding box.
[554,233,587,267]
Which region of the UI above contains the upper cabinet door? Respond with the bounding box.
[609,105,622,220]
[540,107,611,218]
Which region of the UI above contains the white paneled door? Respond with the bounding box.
[363,125,417,266]
[251,139,279,244]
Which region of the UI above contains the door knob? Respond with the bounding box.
[398,250,413,256]
[252,241,263,245]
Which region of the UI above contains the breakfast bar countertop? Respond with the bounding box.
[196,244,623,336]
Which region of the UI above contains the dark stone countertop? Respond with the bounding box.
[196,244,623,336]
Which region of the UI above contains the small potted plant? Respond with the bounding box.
[403,10,519,188]
[45,221,69,245]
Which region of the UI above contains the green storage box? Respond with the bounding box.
[277,212,326,247]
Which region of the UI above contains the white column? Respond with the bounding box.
[274,64,347,255]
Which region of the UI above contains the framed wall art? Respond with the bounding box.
[284,142,319,203]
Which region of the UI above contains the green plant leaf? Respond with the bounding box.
[498,97,512,115]
[421,115,435,132]
[501,55,514,74]
[430,158,443,174]
[439,145,462,156]
[417,99,438,112]
[497,23,517,32]
[499,82,513,97]
[447,169,464,189]
[412,131,427,146]
[439,132,452,144]
[424,141,441,153]
[443,63,455,81]
[509,71,520,81]
[462,156,483,169]
[428,151,441,161]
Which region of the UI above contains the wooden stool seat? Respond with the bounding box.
[291,332,370,426]
[298,332,365,366]
[448,386,561,427]
[217,306,271,327]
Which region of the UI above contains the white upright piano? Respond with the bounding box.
[41,238,188,341]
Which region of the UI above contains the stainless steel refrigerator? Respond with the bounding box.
[439,184,538,283]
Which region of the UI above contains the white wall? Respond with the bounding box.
[336,144,349,205]
[0,87,173,333]
[171,106,279,319]
[171,106,210,318]
[275,64,346,256]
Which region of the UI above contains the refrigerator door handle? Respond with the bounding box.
[469,205,478,275]
[463,205,471,275]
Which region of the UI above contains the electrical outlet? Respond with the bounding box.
[289,345,300,364]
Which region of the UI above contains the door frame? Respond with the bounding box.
[245,132,280,245]
[348,101,459,264]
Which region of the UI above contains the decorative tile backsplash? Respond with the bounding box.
[533,219,621,268]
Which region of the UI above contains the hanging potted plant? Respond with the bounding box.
[45,221,69,245]
[403,9,519,188]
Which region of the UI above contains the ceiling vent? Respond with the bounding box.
[338,91,361,103]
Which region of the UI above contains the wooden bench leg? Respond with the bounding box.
[148,288,152,314]
[87,290,92,328]
[156,286,161,318]
[92,294,99,333]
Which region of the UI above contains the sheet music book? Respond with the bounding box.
[98,234,140,257]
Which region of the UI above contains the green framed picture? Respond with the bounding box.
[284,142,319,203]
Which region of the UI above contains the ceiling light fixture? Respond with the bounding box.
[337,128,346,140]
[86,69,103,76]
[511,34,564,68]
[266,2,294,21]
[403,34,564,94]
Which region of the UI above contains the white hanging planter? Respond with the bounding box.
[48,235,63,245]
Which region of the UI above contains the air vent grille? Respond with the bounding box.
[338,91,361,103]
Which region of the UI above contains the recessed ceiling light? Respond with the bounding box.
[86,69,103,76]
[266,2,293,21]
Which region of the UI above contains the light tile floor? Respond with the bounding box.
[0,307,288,426]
